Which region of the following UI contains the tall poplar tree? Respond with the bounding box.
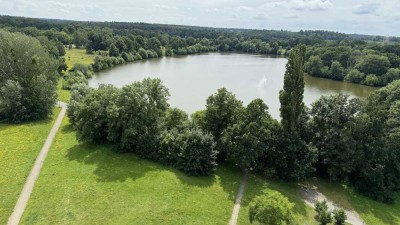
[279,44,306,134]
[276,44,315,180]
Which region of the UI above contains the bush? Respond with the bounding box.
[315,201,332,225]
[67,83,92,125]
[249,191,296,225]
[62,71,88,90]
[159,127,218,176]
[363,74,379,86]
[345,69,365,83]
[70,63,94,78]
[333,208,347,225]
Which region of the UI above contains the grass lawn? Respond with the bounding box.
[0,108,61,224]
[237,175,317,225]
[58,48,94,102]
[64,48,94,70]
[21,117,242,225]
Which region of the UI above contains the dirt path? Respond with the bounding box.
[7,103,67,225]
[228,171,248,225]
[299,185,365,225]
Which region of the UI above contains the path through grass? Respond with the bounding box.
[0,108,60,224]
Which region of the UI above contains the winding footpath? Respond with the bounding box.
[228,171,248,225]
[7,102,67,225]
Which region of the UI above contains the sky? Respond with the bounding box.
[0,0,399,36]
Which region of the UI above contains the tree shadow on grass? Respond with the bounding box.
[239,173,311,220]
[65,141,217,188]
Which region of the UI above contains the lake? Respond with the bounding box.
[88,53,376,119]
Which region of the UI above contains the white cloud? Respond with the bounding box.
[288,0,333,11]
[353,3,379,15]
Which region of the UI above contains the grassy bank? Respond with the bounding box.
[0,108,61,224]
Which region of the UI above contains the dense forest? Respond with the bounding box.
[1,15,400,87]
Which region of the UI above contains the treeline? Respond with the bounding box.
[68,46,400,203]
[305,42,400,86]
[2,15,400,86]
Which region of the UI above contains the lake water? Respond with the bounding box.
[89,53,376,119]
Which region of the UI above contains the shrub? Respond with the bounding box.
[345,69,365,83]
[62,71,88,90]
[70,63,94,78]
[159,127,218,176]
[333,208,347,225]
[315,200,332,225]
[249,191,296,225]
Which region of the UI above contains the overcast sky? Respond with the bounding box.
[1,0,399,36]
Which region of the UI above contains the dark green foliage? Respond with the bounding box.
[221,99,281,171]
[67,83,92,126]
[0,30,58,122]
[62,71,88,90]
[108,43,119,57]
[249,191,296,225]
[165,108,189,130]
[305,55,329,78]
[357,54,390,76]
[329,61,345,81]
[344,69,364,83]
[278,44,315,180]
[191,110,207,130]
[314,201,332,225]
[159,127,218,176]
[73,84,119,143]
[107,79,170,159]
[333,209,347,225]
[347,80,400,203]
[280,44,306,133]
[204,88,243,160]
[309,94,360,180]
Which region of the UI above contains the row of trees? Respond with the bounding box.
[305,43,400,86]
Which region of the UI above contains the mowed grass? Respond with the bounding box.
[237,175,317,225]
[64,48,94,70]
[0,108,61,224]
[21,117,242,225]
[57,48,94,102]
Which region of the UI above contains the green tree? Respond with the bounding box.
[165,107,189,130]
[62,71,88,90]
[204,88,243,160]
[315,201,332,225]
[109,43,119,57]
[107,78,170,159]
[222,99,280,171]
[309,94,360,180]
[279,44,306,133]
[0,30,58,122]
[344,69,365,83]
[305,55,328,77]
[249,191,296,225]
[329,61,345,81]
[357,54,390,76]
[159,127,218,176]
[277,44,314,180]
[333,209,347,225]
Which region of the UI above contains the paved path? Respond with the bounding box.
[228,171,248,225]
[299,185,365,225]
[7,103,67,225]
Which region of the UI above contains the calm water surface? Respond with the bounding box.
[89,53,376,119]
